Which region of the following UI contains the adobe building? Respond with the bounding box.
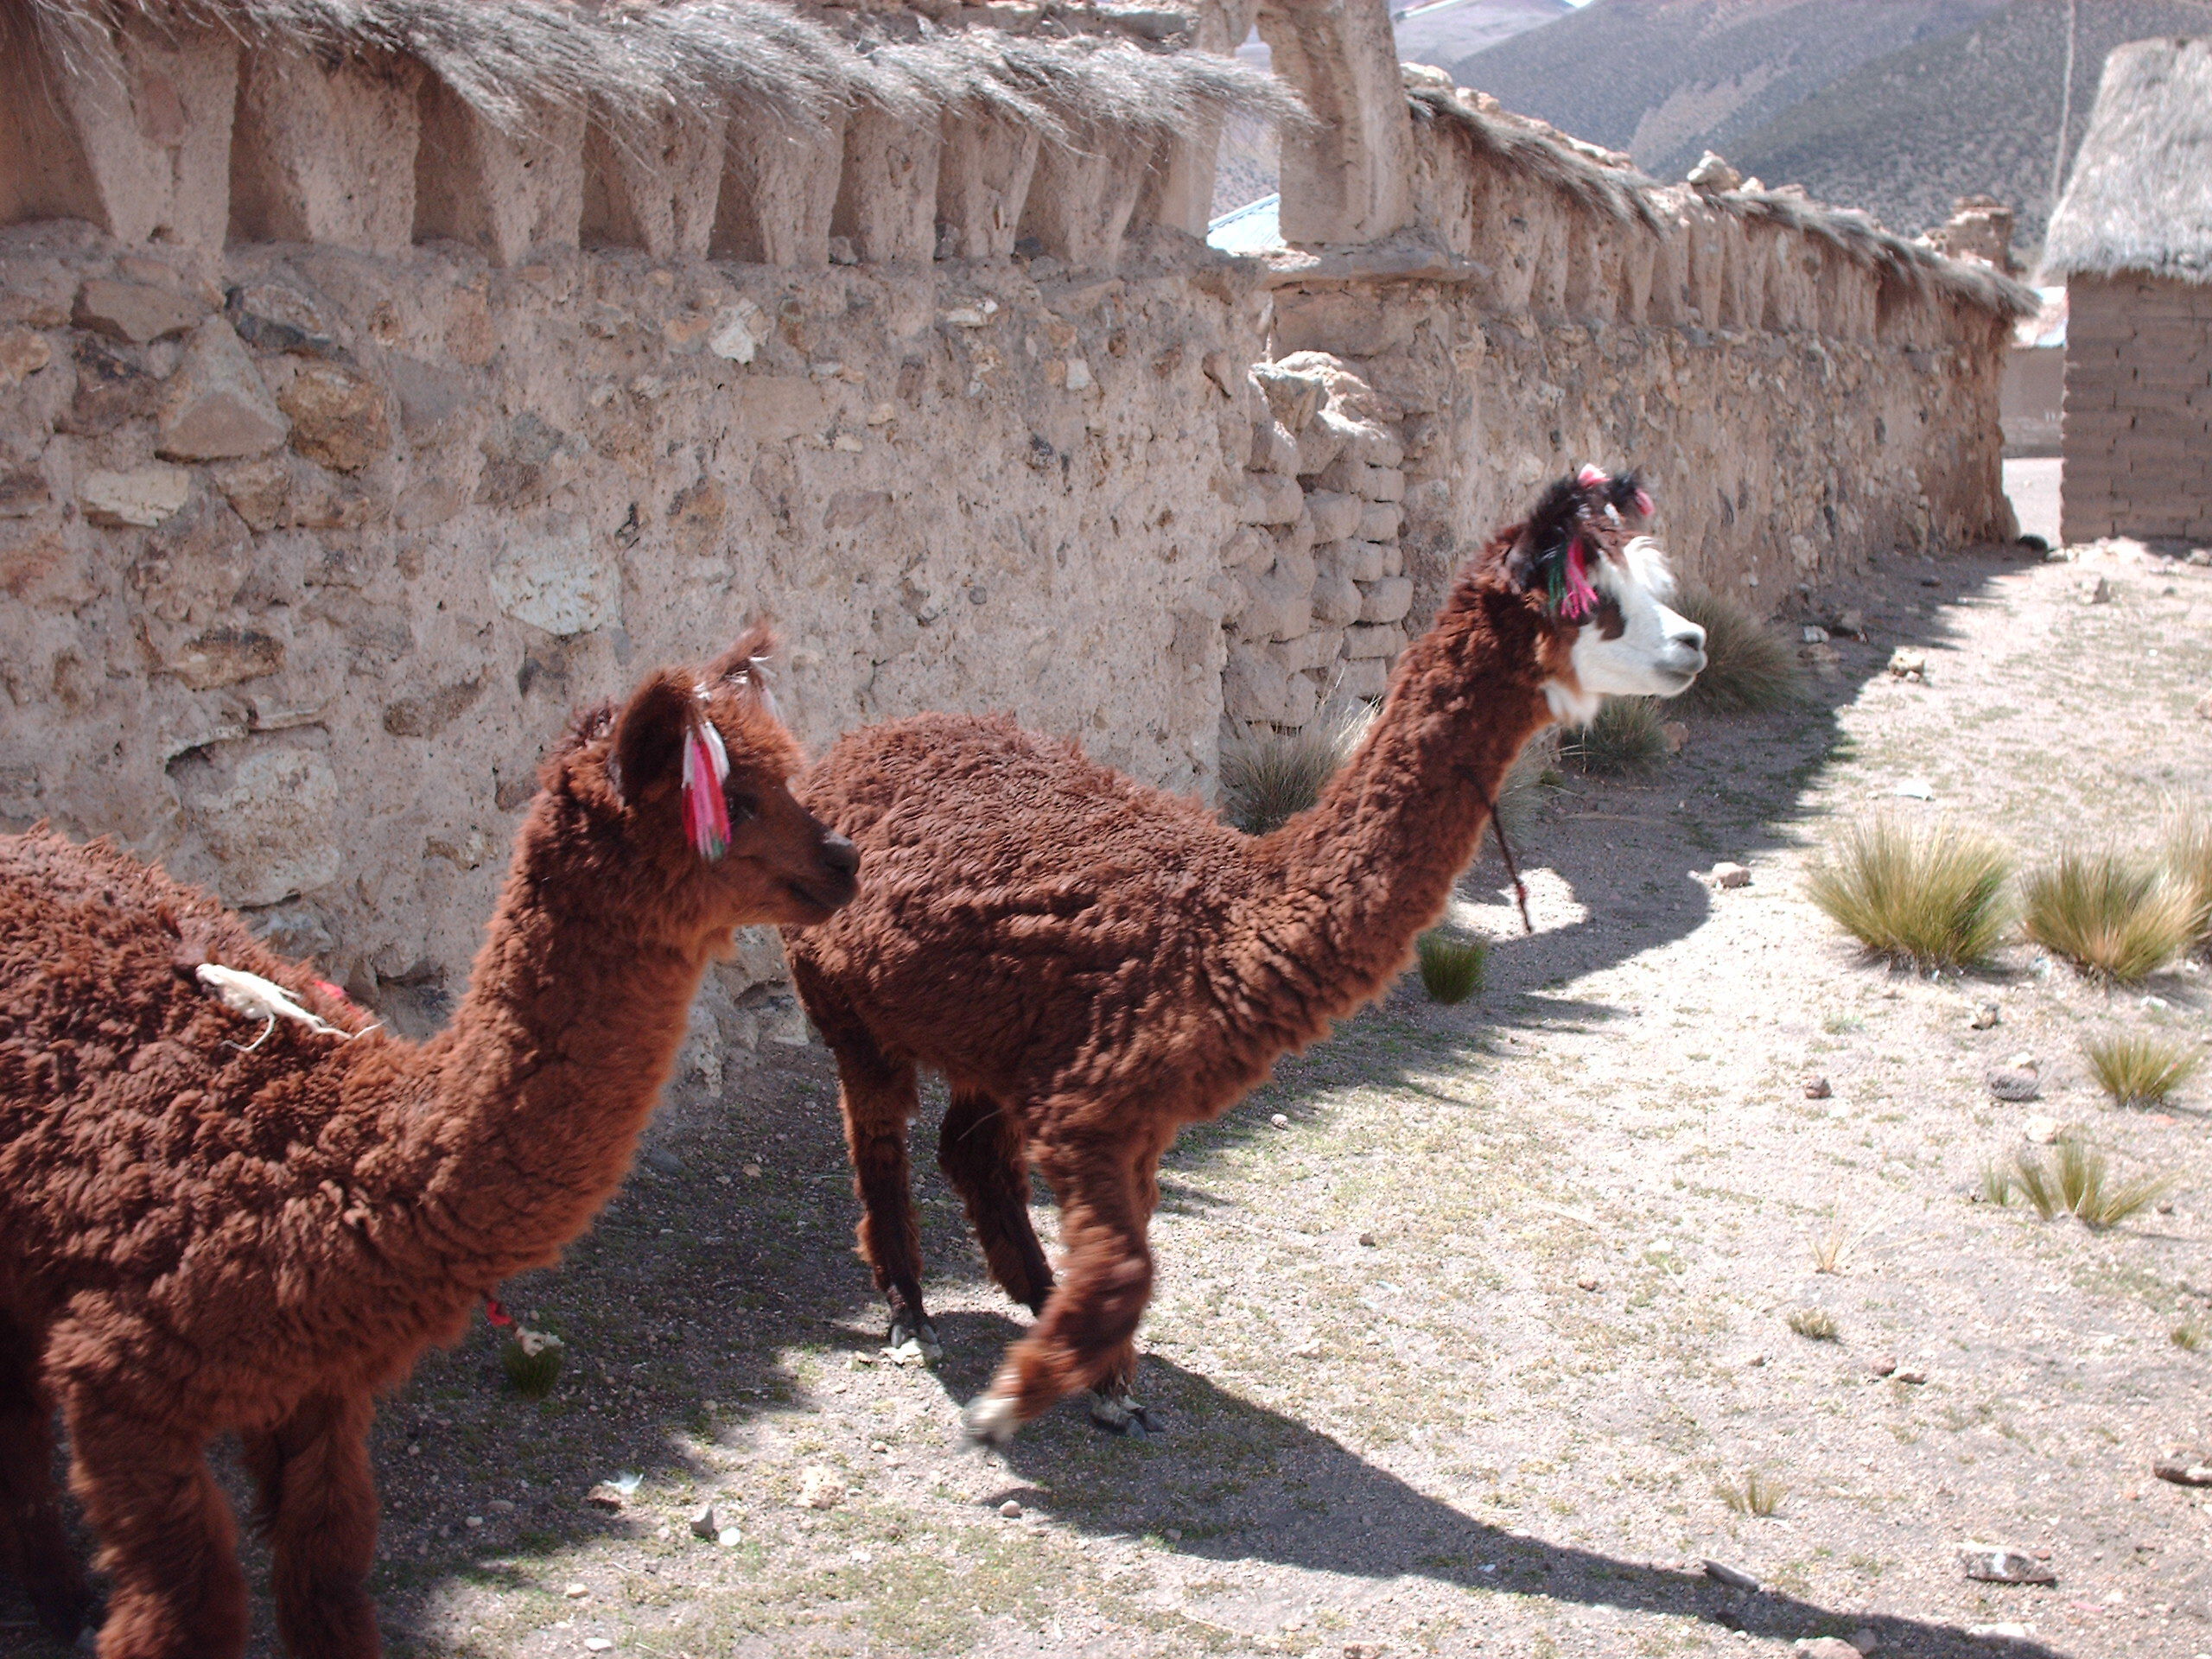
[2043,35,2212,543]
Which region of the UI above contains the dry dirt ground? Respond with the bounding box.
[6,497,2209,1659]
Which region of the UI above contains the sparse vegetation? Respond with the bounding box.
[1715,1467,1789,1517]
[1786,1306,1839,1341]
[2084,1031,2201,1109]
[1416,930,1487,1004]
[1809,1224,1848,1274]
[500,1329,565,1398]
[1561,696,1668,776]
[1806,817,2014,969]
[2164,804,2212,951]
[2007,1142,2177,1230]
[2173,1322,2207,1353]
[1978,1160,2014,1208]
[1221,703,1375,834]
[2021,849,2196,983]
[1673,584,1803,713]
[1492,728,1562,838]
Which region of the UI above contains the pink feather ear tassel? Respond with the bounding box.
[680,715,731,861]
[1560,537,1600,620]
[1577,464,1610,490]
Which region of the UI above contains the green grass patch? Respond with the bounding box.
[1672,584,1803,713]
[1416,929,1487,1004]
[2084,1030,2201,1109]
[1806,817,2014,969]
[2023,849,2196,983]
[1561,697,1668,777]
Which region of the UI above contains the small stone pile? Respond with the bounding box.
[1218,352,1412,734]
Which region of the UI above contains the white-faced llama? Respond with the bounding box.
[784,468,1706,1442]
[0,629,856,1657]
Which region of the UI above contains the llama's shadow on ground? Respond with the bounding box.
[899,1317,2063,1659]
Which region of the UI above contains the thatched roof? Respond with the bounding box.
[14,0,1304,138]
[2042,35,2212,284]
[1405,79,2037,319]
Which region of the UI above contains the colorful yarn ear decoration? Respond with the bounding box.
[1577,464,1610,490]
[1632,485,1655,518]
[1559,536,1600,620]
[680,715,731,861]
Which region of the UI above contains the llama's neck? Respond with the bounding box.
[1255,575,1554,1017]
[385,799,715,1289]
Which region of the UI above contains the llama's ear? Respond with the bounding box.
[608,671,693,806]
[706,624,777,684]
[1503,475,1589,615]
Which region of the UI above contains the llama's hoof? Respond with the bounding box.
[959,1391,1021,1446]
[1088,1390,1160,1438]
[884,1318,943,1367]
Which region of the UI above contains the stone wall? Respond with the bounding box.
[2062,275,2212,544]
[0,221,1263,1033]
[0,0,2030,1047]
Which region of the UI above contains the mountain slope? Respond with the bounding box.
[1728,0,2212,254]
[1392,0,1573,73]
[1447,0,2011,181]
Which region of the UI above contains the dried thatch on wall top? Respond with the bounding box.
[2042,35,2212,284]
[1404,78,2037,320]
[15,0,1302,136]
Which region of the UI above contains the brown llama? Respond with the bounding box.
[784,470,1707,1443]
[0,629,856,1658]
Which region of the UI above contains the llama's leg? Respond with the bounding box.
[938,1089,1053,1315]
[64,1393,248,1659]
[0,1316,92,1643]
[1086,1149,1164,1437]
[793,962,935,1353]
[961,1131,1160,1446]
[241,1389,379,1659]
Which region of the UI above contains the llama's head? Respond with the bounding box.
[1500,467,1707,724]
[576,627,860,931]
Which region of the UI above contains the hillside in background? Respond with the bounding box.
[1391,0,1572,73]
[1447,0,2011,182]
[1729,0,2212,257]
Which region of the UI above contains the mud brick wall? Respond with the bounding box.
[2061,275,2212,545]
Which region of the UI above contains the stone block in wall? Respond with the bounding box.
[79,463,190,527]
[1336,655,1389,700]
[1357,575,1412,624]
[1306,489,1362,543]
[1274,629,1341,673]
[414,83,586,266]
[582,104,726,259]
[1224,650,1298,725]
[1344,621,1405,658]
[936,114,1041,261]
[1356,501,1401,541]
[229,48,421,255]
[156,317,288,461]
[1316,537,1380,581]
[1311,571,1359,626]
[1221,527,1272,569]
[1252,362,1327,431]
[1237,563,1313,641]
[73,278,210,345]
[1140,120,1221,238]
[715,114,845,267]
[278,364,391,473]
[831,105,941,265]
[1313,454,1402,500]
[0,21,238,253]
[1295,417,1345,479]
[1240,474,1305,526]
[1249,420,1300,475]
[1261,0,1411,245]
[1019,130,1150,270]
[168,737,341,907]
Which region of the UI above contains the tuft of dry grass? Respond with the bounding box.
[1416,930,1486,1004]
[2173,1322,2207,1352]
[1221,703,1374,835]
[1809,1225,1849,1274]
[1806,817,2014,969]
[500,1331,565,1398]
[2084,1031,2201,1109]
[1672,584,1804,714]
[2021,849,2196,983]
[2009,1142,2177,1230]
[1978,1161,2015,1207]
[1561,696,1668,776]
[2164,804,2212,951]
[1785,1306,1839,1341]
[1715,1468,1789,1516]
